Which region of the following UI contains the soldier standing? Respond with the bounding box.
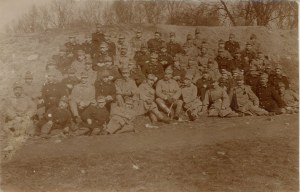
[92,42,114,71]
[155,67,183,120]
[23,71,41,103]
[64,36,79,57]
[92,24,105,48]
[147,31,164,53]
[249,34,261,53]
[130,29,145,55]
[241,42,256,67]
[269,64,290,91]
[183,34,198,57]
[134,43,151,71]
[166,32,182,58]
[225,33,240,57]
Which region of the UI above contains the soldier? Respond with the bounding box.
[69,72,96,124]
[225,33,240,57]
[197,46,210,71]
[166,32,182,58]
[158,43,174,70]
[80,96,110,135]
[103,32,117,59]
[115,46,130,68]
[64,36,79,56]
[185,58,201,84]
[250,50,270,73]
[23,71,41,102]
[218,72,234,93]
[249,34,261,53]
[215,48,234,73]
[104,97,137,134]
[92,23,105,48]
[130,29,145,54]
[116,34,130,56]
[241,42,256,67]
[155,67,183,120]
[129,59,146,86]
[61,67,81,94]
[229,75,268,116]
[206,58,221,80]
[174,44,190,70]
[94,70,116,110]
[172,60,186,83]
[134,43,151,71]
[244,65,260,93]
[142,52,165,80]
[81,34,93,56]
[147,31,164,53]
[181,73,203,121]
[264,63,274,76]
[217,39,233,59]
[138,74,170,124]
[3,82,37,140]
[196,70,213,102]
[202,79,238,117]
[77,55,97,86]
[193,28,202,48]
[115,67,139,107]
[71,49,86,73]
[256,73,285,114]
[92,42,114,71]
[269,64,290,91]
[37,96,71,137]
[54,46,74,75]
[278,82,298,113]
[41,70,68,111]
[232,49,247,72]
[183,34,198,57]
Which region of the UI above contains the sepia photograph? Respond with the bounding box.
[0,0,298,191]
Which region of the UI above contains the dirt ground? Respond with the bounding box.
[0,114,298,192]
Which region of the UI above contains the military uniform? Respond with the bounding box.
[158,51,174,70]
[215,54,233,73]
[183,42,198,57]
[134,50,151,71]
[174,53,189,70]
[166,33,182,57]
[94,79,116,102]
[130,36,145,54]
[61,73,81,94]
[229,82,268,115]
[155,70,183,119]
[147,37,164,53]
[142,59,165,80]
[241,49,256,67]
[115,77,139,106]
[92,51,114,71]
[92,31,104,47]
[225,40,240,56]
[202,83,238,117]
[269,73,290,90]
[196,76,213,102]
[65,38,80,56]
[256,84,284,113]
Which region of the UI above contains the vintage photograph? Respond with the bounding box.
[0,0,298,191]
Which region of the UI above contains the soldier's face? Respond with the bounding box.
[13,87,23,97]
[260,78,268,85]
[219,51,225,57]
[275,69,282,75]
[246,45,252,50]
[164,73,172,80]
[279,86,285,93]
[150,58,157,63]
[96,26,101,32]
[81,77,88,84]
[195,33,200,39]
[203,73,209,79]
[258,53,264,59]
[97,101,106,108]
[155,33,160,40]
[100,46,108,53]
[201,48,207,54]
[25,79,33,85]
[250,70,257,75]
[147,79,155,86]
[122,72,130,79]
[141,47,148,53]
[119,38,125,44]
[85,63,92,70]
[237,80,244,86]
[121,49,127,55]
[234,53,241,59]
[184,79,192,86]
[161,48,167,53]
[212,81,218,88]
[104,34,110,41]
[229,36,235,42]
[68,73,76,78]
[47,75,56,83]
[59,101,68,109]
[219,44,225,49]
[126,103,134,109]
[136,32,142,38]
[170,36,175,42]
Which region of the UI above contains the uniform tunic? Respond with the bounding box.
[256,84,284,112]
[142,62,165,80]
[81,105,110,129]
[70,84,95,117]
[225,41,240,56]
[41,82,68,110]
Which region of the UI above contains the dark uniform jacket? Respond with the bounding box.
[269,74,290,90]
[241,49,256,65]
[225,41,240,56]
[134,51,150,71]
[94,80,116,100]
[256,84,285,112]
[167,41,182,57]
[92,53,114,71]
[244,74,260,93]
[147,38,164,53]
[81,105,110,128]
[42,82,68,110]
[61,76,81,94]
[64,42,80,56]
[196,78,213,102]
[232,57,248,72]
[158,52,174,70]
[41,107,72,130]
[92,32,104,47]
[53,55,74,75]
[215,55,233,72]
[142,62,165,80]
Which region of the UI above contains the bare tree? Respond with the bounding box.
[49,0,75,28]
[79,0,104,25]
[166,0,183,24]
[142,0,166,24]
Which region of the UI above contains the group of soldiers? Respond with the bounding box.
[1,24,298,140]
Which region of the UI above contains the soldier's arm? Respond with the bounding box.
[246,86,259,106]
[155,81,167,100]
[221,89,230,108]
[27,97,37,118]
[271,87,285,108]
[172,81,182,100]
[202,91,210,111]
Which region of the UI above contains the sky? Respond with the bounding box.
[0,0,50,32]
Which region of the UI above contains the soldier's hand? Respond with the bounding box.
[87,119,92,125]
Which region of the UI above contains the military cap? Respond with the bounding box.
[195,27,201,34]
[13,81,23,89]
[236,75,244,81]
[97,95,106,103]
[165,66,173,74]
[25,71,33,79]
[154,31,161,35]
[147,74,157,81]
[218,39,225,44]
[121,46,128,50]
[187,34,193,40]
[120,67,130,73]
[184,72,194,80]
[249,65,257,71]
[275,64,283,70]
[170,32,175,37]
[150,52,158,59]
[80,72,89,78]
[229,33,235,38]
[136,29,142,33]
[250,34,257,39]
[278,82,285,88]
[119,34,125,39]
[60,96,69,103]
[141,43,148,48]
[68,67,76,74]
[260,73,269,79]
[69,36,75,39]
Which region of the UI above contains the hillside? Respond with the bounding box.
[0,25,298,100]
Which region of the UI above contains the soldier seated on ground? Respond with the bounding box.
[155,67,183,120]
[138,74,171,124]
[269,64,290,91]
[166,32,182,58]
[278,82,298,114]
[256,73,285,115]
[104,97,137,135]
[36,96,71,137]
[181,73,203,121]
[69,72,96,125]
[3,82,37,139]
[202,79,238,117]
[229,75,269,116]
[77,96,110,136]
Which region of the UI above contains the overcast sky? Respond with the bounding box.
[0,0,50,32]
